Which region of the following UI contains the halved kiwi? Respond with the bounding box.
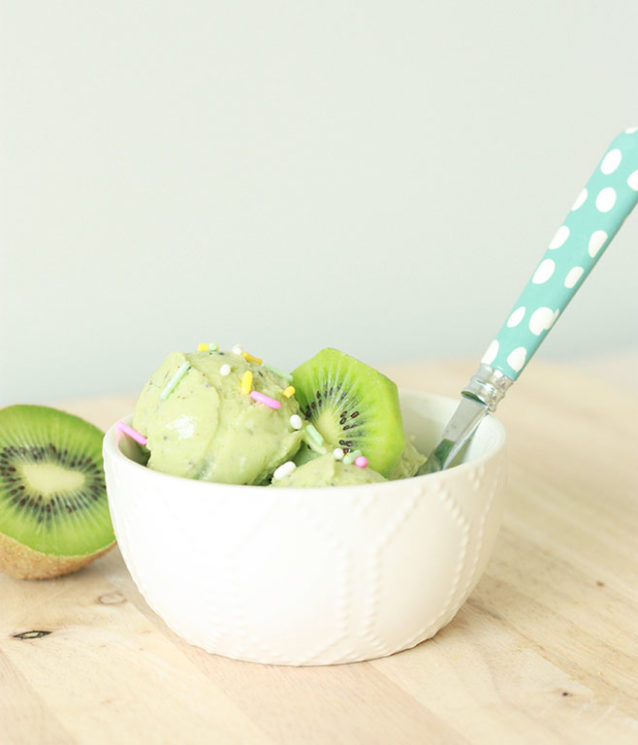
[0,405,115,579]
[291,348,406,478]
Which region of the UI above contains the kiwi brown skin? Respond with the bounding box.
[0,532,115,580]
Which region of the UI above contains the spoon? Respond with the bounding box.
[419,127,638,474]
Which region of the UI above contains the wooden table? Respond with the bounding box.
[1,361,637,745]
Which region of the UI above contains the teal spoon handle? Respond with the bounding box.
[482,127,638,381]
[422,127,638,474]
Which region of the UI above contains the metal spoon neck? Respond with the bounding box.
[462,364,514,412]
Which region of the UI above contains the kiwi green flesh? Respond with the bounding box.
[0,405,114,557]
[292,348,406,478]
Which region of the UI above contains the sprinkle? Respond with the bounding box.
[354,456,369,469]
[305,424,324,447]
[343,449,362,465]
[231,344,244,355]
[282,386,295,398]
[117,421,147,447]
[209,343,220,352]
[160,361,190,400]
[333,447,344,460]
[240,371,253,395]
[263,364,293,382]
[242,351,263,365]
[289,414,303,430]
[220,364,231,376]
[197,343,209,352]
[250,390,282,409]
[272,461,296,481]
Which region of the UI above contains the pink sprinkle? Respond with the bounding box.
[354,456,369,469]
[249,390,282,409]
[117,420,147,446]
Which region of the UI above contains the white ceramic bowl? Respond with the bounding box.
[103,391,507,666]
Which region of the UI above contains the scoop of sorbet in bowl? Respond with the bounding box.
[132,351,303,485]
[273,453,387,487]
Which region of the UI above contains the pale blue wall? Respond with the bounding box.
[2,0,637,403]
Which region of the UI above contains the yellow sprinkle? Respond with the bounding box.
[197,343,210,352]
[242,351,263,365]
[240,370,253,395]
[282,386,295,398]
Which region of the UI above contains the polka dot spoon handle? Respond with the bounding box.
[482,127,638,382]
[421,128,638,474]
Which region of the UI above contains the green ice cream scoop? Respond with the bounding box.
[293,433,425,479]
[273,453,386,488]
[133,350,303,485]
[390,436,426,479]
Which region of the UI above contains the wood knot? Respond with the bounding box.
[98,590,126,605]
[12,630,52,640]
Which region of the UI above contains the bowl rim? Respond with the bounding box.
[102,389,506,493]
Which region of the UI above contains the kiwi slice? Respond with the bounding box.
[291,348,406,478]
[0,405,115,580]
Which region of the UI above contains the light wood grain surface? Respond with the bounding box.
[1,360,637,745]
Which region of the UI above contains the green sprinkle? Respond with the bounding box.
[160,361,191,400]
[343,449,361,465]
[263,364,293,383]
[210,343,219,352]
[305,424,324,447]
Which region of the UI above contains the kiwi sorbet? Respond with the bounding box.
[131,347,426,487]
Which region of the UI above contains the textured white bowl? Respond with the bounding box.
[103,391,506,666]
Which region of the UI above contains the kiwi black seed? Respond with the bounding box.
[0,405,115,579]
[291,348,406,478]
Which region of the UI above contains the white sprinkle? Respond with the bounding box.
[272,461,296,481]
[220,364,231,376]
[231,344,244,355]
[289,414,303,430]
[333,448,344,460]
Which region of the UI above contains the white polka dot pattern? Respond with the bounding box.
[488,129,638,380]
[548,226,569,249]
[600,149,622,174]
[532,259,555,284]
[506,347,527,372]
[481,339,499,365]
[529,307,558,336]
[571,188,587,211]
[588,230,607,257]
[595,187,616,212]
[506,306,525,328]
[564,266,584,288]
